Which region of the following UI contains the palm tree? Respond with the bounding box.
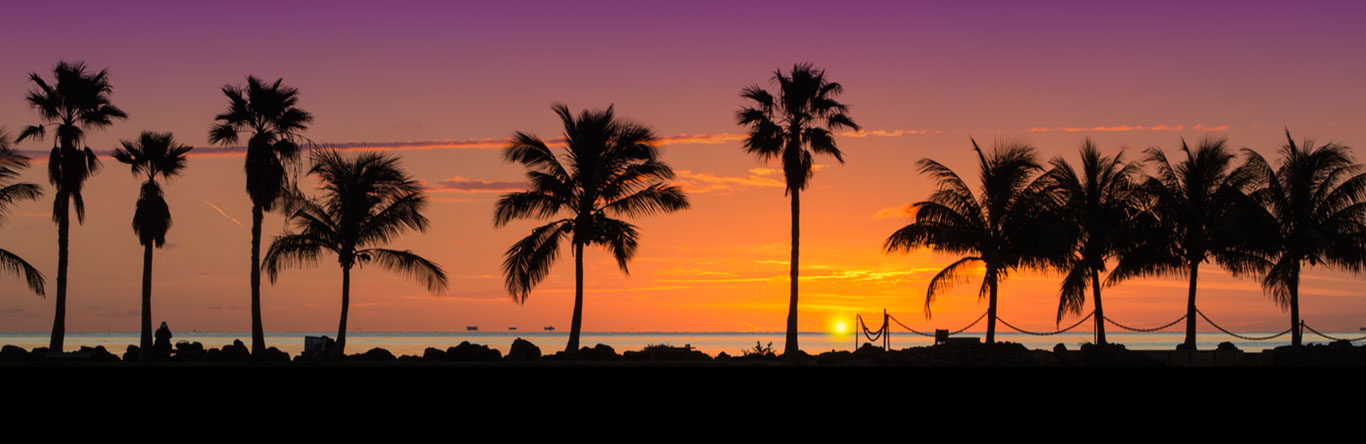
[736,63,859,355]
[884,139,1071,344]
[113,131,192,364]
[1108,136,1267,349]
[209,76,313,357]
[16,61,127,351]
[0,130,45,297]
[1042,139,1149,345]
[495,104,689,355]
[263,149,447,357]
[1238,130,1366,346]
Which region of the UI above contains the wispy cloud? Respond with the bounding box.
[673,169,784,193]
[423,177,528,193]
[1027,123,1229,133]
[873,203,917,220]
[838,129,928,138]
[203,201,243,227]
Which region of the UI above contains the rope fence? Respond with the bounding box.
[854,307,1363,350]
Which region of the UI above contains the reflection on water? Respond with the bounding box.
[0,331,1352,357]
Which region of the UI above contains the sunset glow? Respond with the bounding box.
[1,1,1365,341]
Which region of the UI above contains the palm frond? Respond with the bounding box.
[362,248,448,293]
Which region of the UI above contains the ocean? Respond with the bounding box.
[1,330,1360,357]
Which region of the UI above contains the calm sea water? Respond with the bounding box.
[1,331,1359,357]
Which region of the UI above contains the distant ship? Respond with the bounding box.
[508,327,517,331]
[544,326,555,331]
[466,326,478,331]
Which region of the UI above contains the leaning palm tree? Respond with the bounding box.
[113,131,192,364]
[736,63,859,355]
[1108,136,1267,349]
[1238,130,1366,346]
[1042,139,1150,345]
[0,130,45,297]
[495,104,689,355]
[884,139,1071,344]
[16,61,127,351]
[209,76,312,357]
[263,149,447,357]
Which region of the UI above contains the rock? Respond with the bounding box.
[714,351,731,361]
[123,345,140,362]
[349,348,396,362]
[172,341,207,362]
[422,347,447,361]
[78,345,120,362]
[505,338,541,361]
[625,344,711,362]
[446,341,502,362]
[257,346,291,362]
[1216,342,1240,352]
[0,345,29,361]
[583,343,618,361]
[1053,343,1068,353]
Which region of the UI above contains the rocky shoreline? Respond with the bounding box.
[3,338,1365,366]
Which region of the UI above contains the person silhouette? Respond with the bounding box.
[153,322,173,359]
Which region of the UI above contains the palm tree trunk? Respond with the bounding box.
[784,190,800,356]
[139,243,154,365]
[49,202,69,352]
[566,241,584,356]
[1092,270,1106,345]
[986,269,997,344]
[250,204,265,358]
[335,265,351,358]
[1183,260,1199,349]
[1289,262,1301,347]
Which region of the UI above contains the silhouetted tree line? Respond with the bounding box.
[2,61,1363,365]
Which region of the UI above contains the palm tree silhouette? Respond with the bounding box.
[113,131,192,364]
[495,104,689,355]
[209,76,313,357]
[884,139,1070,344]
[736,63,859,355]
[263,149,447,357]
[16,61,127,351]
[1109,136,1265,349]
[1238,130,1366,346]
[0,130,45,297]
[1042,139,1149,345]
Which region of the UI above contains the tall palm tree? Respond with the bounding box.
[113,131,192,364]
[1108,136,1267,349]
[209,76,312,357]
[0,130,45,297]
[495,104,689,355]
[1238,130,1366,346]
[263,149,447,357]
[884,139,1070,344]
[736,63,859,355]
[1042,139,1149,345]
[16,61,127,351]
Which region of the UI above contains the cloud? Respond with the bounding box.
[424,177,528,193]
[203,201,244,228]
[873,204,918,219]
[673,169,784,193]
[838,129,928,138]
[1027,123,1230,133]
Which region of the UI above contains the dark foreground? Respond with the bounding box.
[3,338,1366,366]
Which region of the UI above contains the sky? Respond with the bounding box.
[1,0,1365,335]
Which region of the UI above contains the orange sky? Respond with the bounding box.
[2,2,1365,334]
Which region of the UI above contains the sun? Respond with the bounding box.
[833,321,849,334]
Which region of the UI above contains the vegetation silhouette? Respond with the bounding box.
[0,130,45,297]
[1108,137,1266,350]
[209,76,313,358]
[113,131,192,365]
[884,139,1070,344]
[1238,130,1366,346]
[263,149,447,357]
[495,104,688,355]
[16,61,127,352]
[736,63,859,355]
[1041,139,1151,344]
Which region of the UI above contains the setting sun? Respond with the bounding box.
[833,321,849,335]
